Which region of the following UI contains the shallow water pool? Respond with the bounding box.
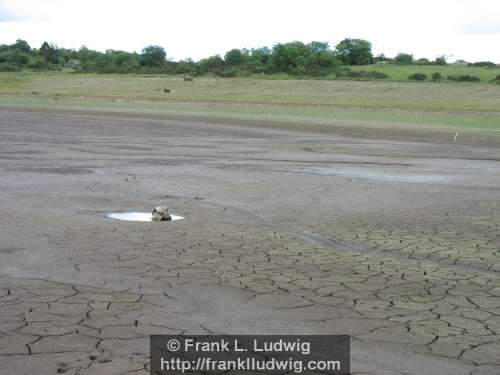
[107,212,184,222]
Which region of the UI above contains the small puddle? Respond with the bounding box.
[107,212,184,222]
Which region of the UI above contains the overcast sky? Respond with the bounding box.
[1,0,499,62]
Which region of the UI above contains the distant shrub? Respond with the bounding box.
[26,58,47,70]
[0,62,16,71]
[408,73,428,81]
[1,51,30,65]
[370,71,389,79]
[140,45,166,67]
[494,75,500,84]
[415,58,430,65]
[217,68,238,78]
[447,74,480,82]
[374,53,392,63]
[224,49,244,65]
[118,61,141,74]
[344,70,388,79]
[434,56,448,66]
[335,38,374,65]
[431,72,442,82]
[394,53,414,65]
[468,61,496,68]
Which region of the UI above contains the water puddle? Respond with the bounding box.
[107,212,184,222]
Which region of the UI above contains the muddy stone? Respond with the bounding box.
[151,206,171,221]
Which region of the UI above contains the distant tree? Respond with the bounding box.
[91,49,141,73]
[224,49,244,65]
[335,38,373,65]
[197,55,225,74]
[76,46,102,71]
[269,41,336,76]
[269,42,314,75]
[140,45,166,66]
[39,42,59,64]
[11,39,31,53]
[0,50,29,65]
[415,58,430,65]
[434,56,447,66]
[394,53,414,65]
[251,47,271,58]
[307,41,329,53]
[468,61,496,68]
[0,62,17,71]
[314,50,337,69]
[374,53,391,63]
[26,57,48,70]
[58,48,78,63]
[94,53,114,73]
[247,47,271,72]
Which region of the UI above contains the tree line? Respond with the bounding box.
[0,38,497,76]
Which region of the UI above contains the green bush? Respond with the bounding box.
[224,49,244,65]
[408,73,428,81]
[0,51,30,65]
[415,58,430,65]
[434,56,447,66]
[268,41,337,76]
[468,61,496,68]
[217,68,238,77]
[11,39,31,54]
[335,38,373,65]
[0,62,17,71]
[26,58,47,70]
[447,74,480,82]
[394,53,414,65]
[140,45,166,67]
[431,72,442,82]
[196,55,224,75]
[344,70,388,79]
[39,42,60,64]
[374,53,391,63]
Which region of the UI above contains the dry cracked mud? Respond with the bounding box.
[1,109,500,374]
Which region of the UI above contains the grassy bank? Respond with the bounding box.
[1,71,500,134]
[349,64,500,82]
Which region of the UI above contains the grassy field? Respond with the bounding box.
[350,63,500,82]
[1,71,500,135]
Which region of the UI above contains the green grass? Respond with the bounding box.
[1,71,500,133]
[350,64,500,82]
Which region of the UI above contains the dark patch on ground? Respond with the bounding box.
[6,166,95,174]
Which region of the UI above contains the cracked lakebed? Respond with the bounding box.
[1,109,500,374]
